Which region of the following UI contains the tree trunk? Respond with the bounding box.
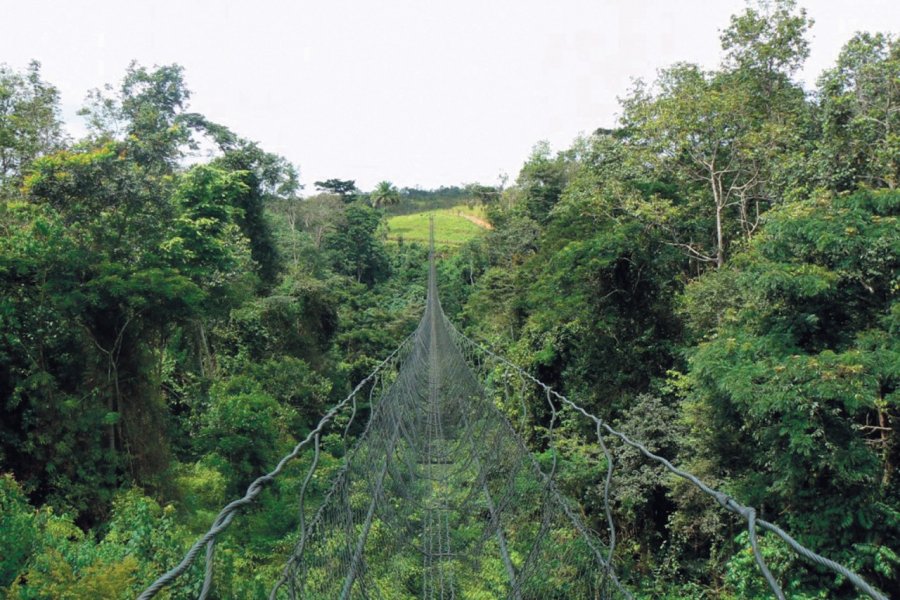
[879,403,893,488]
[715,202,725,269]
[711,170,725,269]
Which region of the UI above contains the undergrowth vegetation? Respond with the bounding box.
[0,1,897,597]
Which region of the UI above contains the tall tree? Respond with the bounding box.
[314,178,358,201]
[0,61,65,193]
[80,62,195,173]
[679,189,899,592]
[20,144,203,497]
[623,64,752,268]
[324,202,389,284]
[297,194,345,249]
[720,0,811,90]
[817,32,899,191]
[369,180,400,208]
[622,0,811,268]
[212,140,296,287]
[516,141,568,224]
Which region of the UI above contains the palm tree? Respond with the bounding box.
[370,180,401,208]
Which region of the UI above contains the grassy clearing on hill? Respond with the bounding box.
[387,205,488,248]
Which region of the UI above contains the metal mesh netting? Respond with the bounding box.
[270,246,626,599]
[140,221,887,600]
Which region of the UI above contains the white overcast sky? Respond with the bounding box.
[1,1,898,191]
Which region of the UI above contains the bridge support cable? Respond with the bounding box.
[444,317,889,600]
[340,420,403,600]
[140,216,888,600]
[460,408,521,599]
[425,238,629,599]
[274,323,431,598]
[421,235,457,600]
[137,335,414,600]
[448,333,632,598]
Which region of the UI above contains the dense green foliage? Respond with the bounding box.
[0,61,425,597]
[436,2,898,596]
[0,1,897,597]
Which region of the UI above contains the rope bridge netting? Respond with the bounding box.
[138,221,888,600]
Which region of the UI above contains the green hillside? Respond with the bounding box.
[387,205,489,248]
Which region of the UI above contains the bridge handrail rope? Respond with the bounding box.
[442,316,888,600]
[269,335,419,599]
[451,335,633,599]
[138,223,888,600]
[137,332,416,600]
[271,318,435,598]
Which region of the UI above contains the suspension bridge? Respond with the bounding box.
[138,222,888,600]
